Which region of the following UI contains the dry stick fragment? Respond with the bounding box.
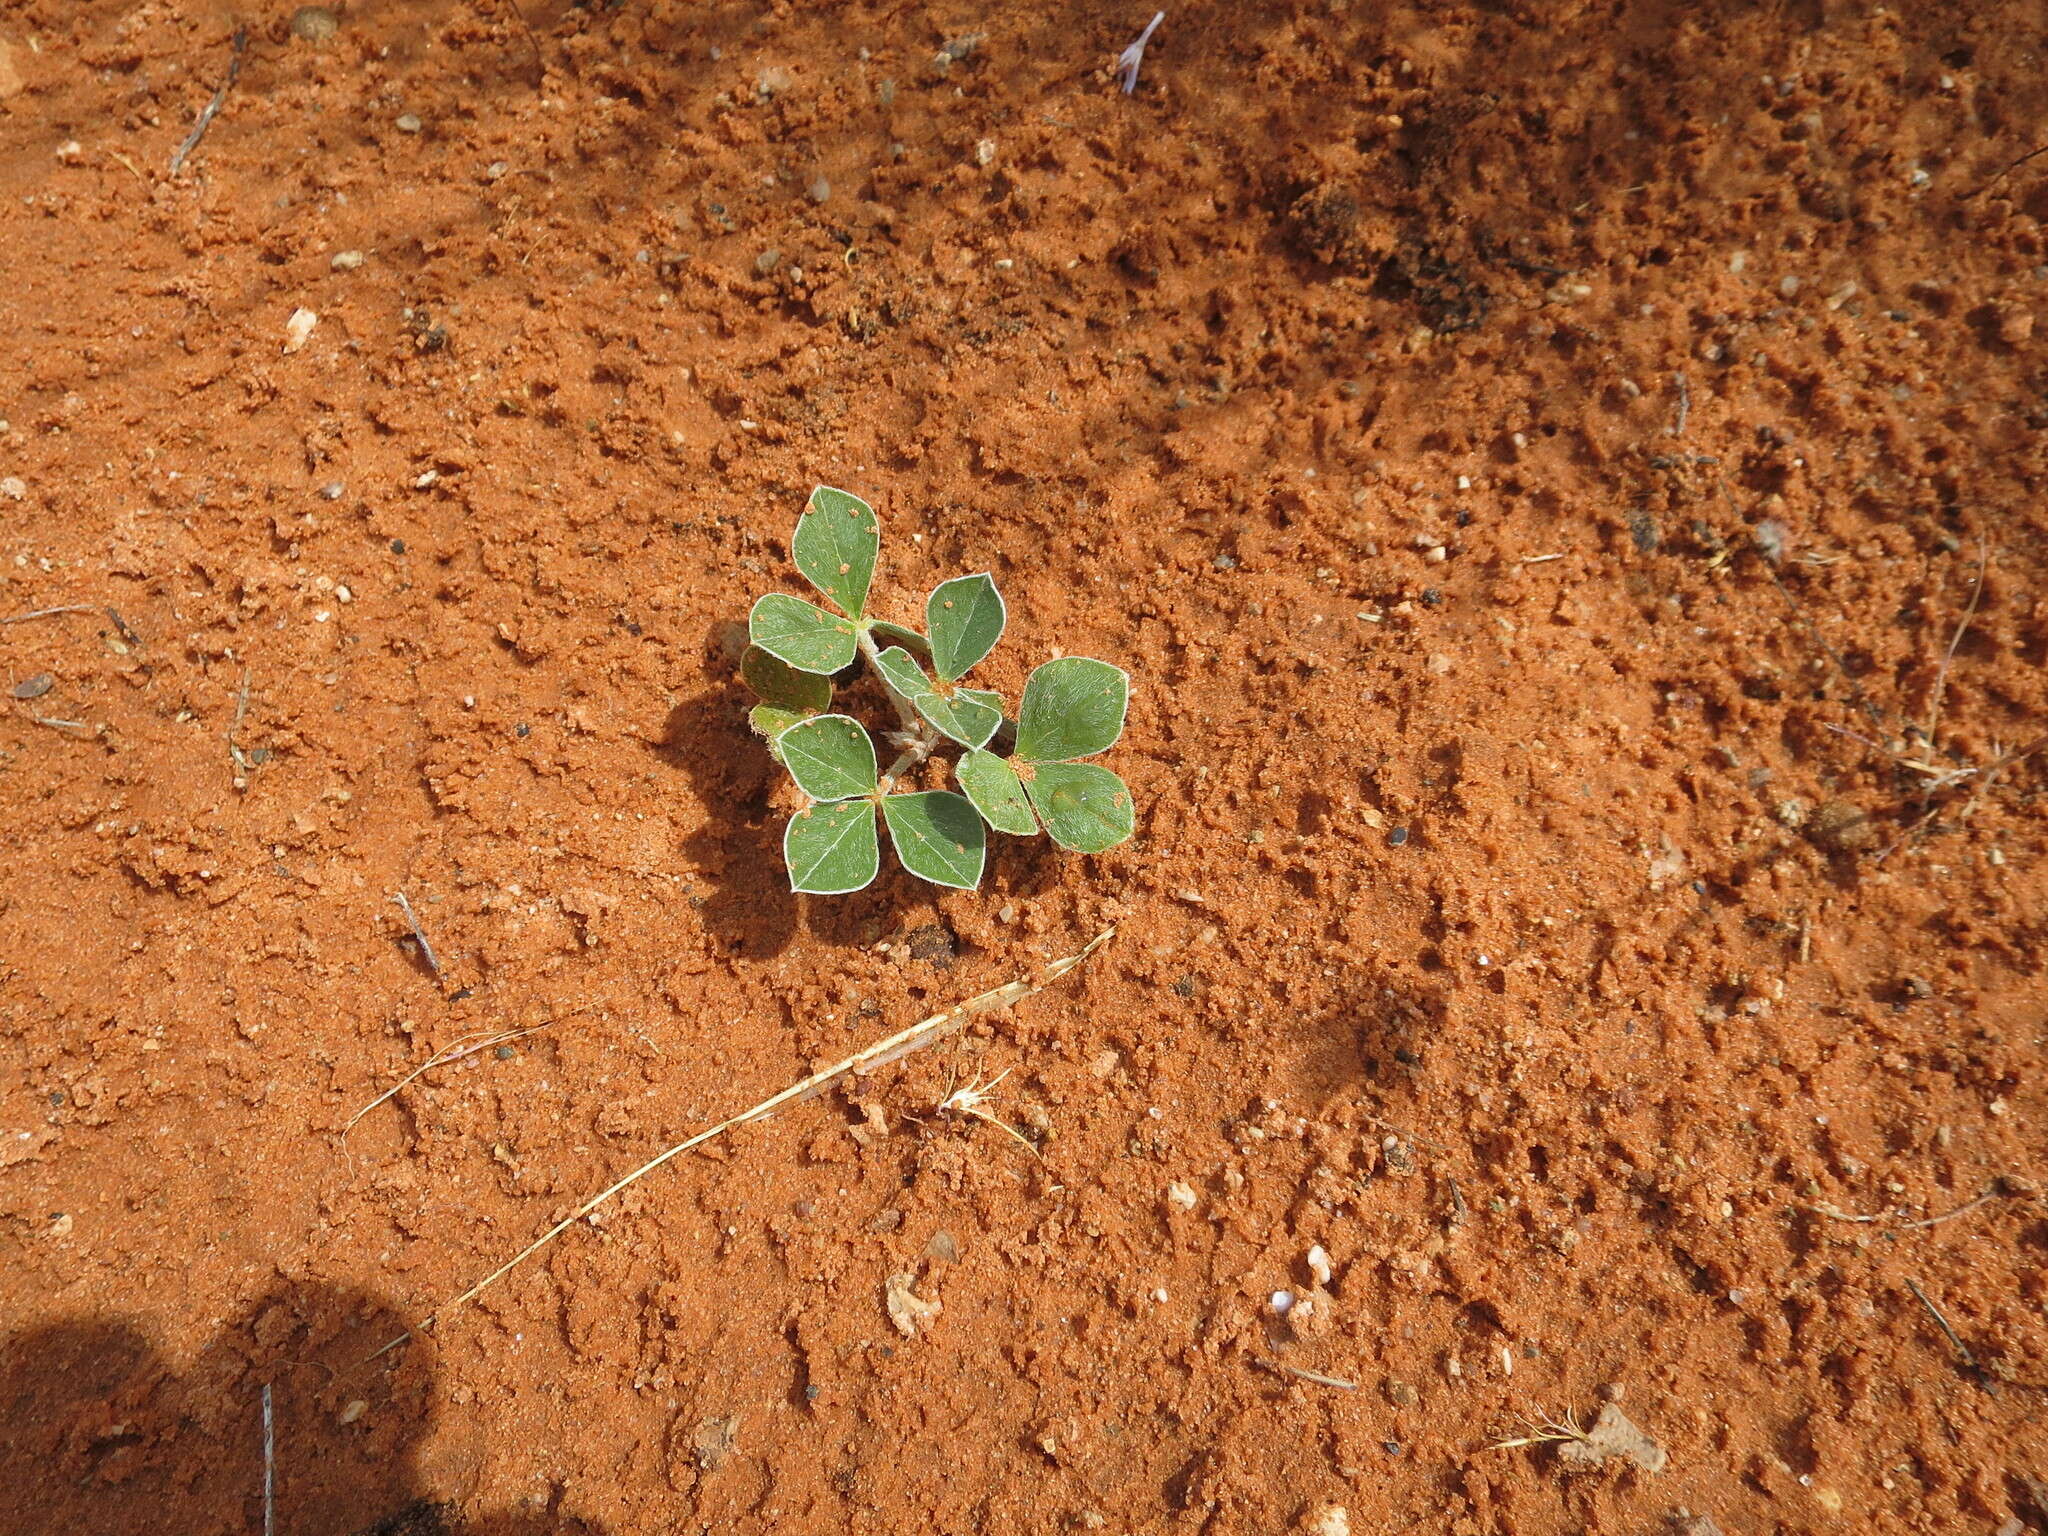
[1904,1276,1997,1393]
[169,26,250,176]
[369,928,1115,1358]
[260,1382,275,1536]
[104,608,143,647]
[390,891,443,977]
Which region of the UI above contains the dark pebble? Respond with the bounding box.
[495,1045,516,1060]
[390,539,407,555]
[1387,826,1409,847]
[515,723,530,738]
[11,673,54,700]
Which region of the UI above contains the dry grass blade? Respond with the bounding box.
[1254,1357,1359,1390]
[936,1066,1042,1158]
[368,928,1115,1358]
[343,1023,556,1142]
[1,604,100,624]
[1920,538,1989,785]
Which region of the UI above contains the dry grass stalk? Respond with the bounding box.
[1488,1407,1594,1452]
[343,1023,557,1142]
[369,928,1115,1358]
[935,1066,1041,1158]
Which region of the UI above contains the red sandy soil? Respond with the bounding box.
[3,3,2046,1533]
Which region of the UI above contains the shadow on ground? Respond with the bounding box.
[0,1281,607,1536]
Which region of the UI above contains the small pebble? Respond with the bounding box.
[319,482,344,500]
[290,6,339,42]
[755,248,783,275]
[807,175,831,203]
[0,476,24,500]
[12,673,54,700]
[974,138,997,167]
[55,140,83,165]
[1306,1244,1332,1285]
[1387,826,1410,847]
[283,307,318,353]
[395,113,423,134]
[330,250,365,271]
[338,1399,366,1425]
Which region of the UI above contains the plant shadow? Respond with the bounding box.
[0,1279,607,1536]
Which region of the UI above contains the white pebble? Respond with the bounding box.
[1270,1289,1295,1316]
[283,307,319,354]
[1306,1244,1332,1286]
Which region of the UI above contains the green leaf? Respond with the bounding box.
[1023,762,1134,853]
[750,593,858,675]
[775,713,878,801]
[926,573,1005,682]
[872,644,932,702]
[749,703,808,742]
[956,750,1037,836]
[1014,657,1129,762]
[882,791,986,889]
[741,644,831,714]
[913,687,1003,750]
[793,485,880,618]
[867,619,931,656]
[784,800,880,895]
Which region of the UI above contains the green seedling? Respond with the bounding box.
[743,484,1135,894]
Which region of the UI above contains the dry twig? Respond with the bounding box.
[389,890,444,977]
[169,26,250,176]
[260,1382,275,1536]
[369,929,1115,1357]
